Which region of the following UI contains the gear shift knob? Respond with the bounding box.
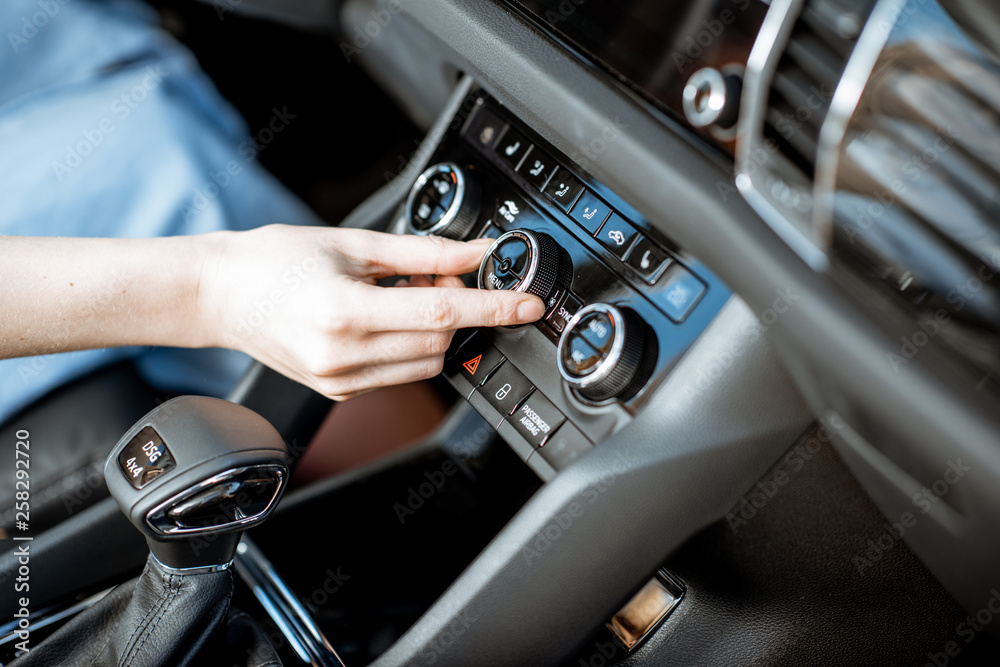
[105,396,292,572]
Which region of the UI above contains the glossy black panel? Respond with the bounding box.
[505,0,768,152]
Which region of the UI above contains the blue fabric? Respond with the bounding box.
[0,0,322,425]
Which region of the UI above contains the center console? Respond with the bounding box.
[393,87,731,480]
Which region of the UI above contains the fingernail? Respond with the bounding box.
[517,298,546,322]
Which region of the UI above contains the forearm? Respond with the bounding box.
[0,234,224,359]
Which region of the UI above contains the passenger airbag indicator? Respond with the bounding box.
[508,393,565,448]
[118,426,176,489]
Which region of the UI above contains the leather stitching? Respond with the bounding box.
[118,570,171,661]
[124,571,181,667]
[86,563,150,667]
[218,569,234,626]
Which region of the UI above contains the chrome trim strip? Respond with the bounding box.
[151,554,234,576]
[234,537,347,667]
[145,464,287,536]
[736,0,830,270]
[812,0,908,244]
[405,162,467,236]
[556,303,627,389]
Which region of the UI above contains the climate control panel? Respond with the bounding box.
[395,89,730,480]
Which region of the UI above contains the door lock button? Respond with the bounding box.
[478,361,534,416]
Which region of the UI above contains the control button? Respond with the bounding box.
[411,174,454,227]
[494,233,531,278]
[493,194,527,229]
[625,238,672,284]
[448,334,506,387]
[577,310,614,355]
[544,288,566,319]
[546,293,582,334]
[479,361,534,416]
[497,127,531,170]
[480,253,523,290]
[538,422,592,469]
[466,106,505,150]
[562,334,604,377]
[118,426,176,490]
[508,392,566,448]
[478,229,563,304]
[543,169,583,212]
[656,265,707,322]
[519,146,557,191]
[570,190,612,235]
[558,304,654,402]
[596,214,639,258]
[405,163,481,240]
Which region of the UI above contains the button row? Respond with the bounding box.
[447,333,591,463]
[471,105,708,323]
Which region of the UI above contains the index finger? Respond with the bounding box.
[341,230,494,279]
[357,283,546,332]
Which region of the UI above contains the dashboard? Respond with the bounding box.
[3,0,998,665]
[340,0,1000,662]
[188,0,1000,661]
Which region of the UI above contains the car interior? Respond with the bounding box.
[2,0,1000,664]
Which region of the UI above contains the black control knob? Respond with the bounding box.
[557,303,654,402]
[405,162,481,240]
[477,229,562,304]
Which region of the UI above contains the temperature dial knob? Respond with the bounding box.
[405,162,481,240]
[558,303,654,402]
[477,229,562,304]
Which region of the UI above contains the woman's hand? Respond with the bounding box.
[201,224,544,400]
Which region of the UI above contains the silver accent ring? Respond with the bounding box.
[405,162,467,236]
[682,67,729,128]
[557,303,627,389]
[477,229,540,294]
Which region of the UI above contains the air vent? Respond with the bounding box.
[737,0,874,268]
[764,0,865,177]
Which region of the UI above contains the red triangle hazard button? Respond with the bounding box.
[462,354,483,375]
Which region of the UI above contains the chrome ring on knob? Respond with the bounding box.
[557,303,628,390]
[477,230,541,294]
[405,162,468,236]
